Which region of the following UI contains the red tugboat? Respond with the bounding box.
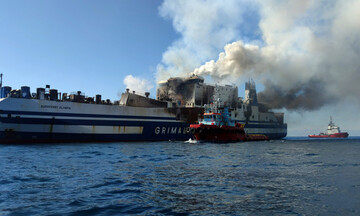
[190,105,268,142]
[308,116,349,138]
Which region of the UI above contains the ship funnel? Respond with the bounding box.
[50,89,58,100]
[62,93,68,100]
[0,86,11,98]
[95,94,101,104]
[37,88,45,100]
[21,86,31,98]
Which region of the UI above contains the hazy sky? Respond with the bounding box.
[1,0,359,136]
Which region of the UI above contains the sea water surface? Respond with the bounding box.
[1,137,360,215]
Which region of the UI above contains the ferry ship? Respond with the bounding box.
[0,74,286,143]
[308,117,349,138]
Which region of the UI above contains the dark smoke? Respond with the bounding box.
[258,78,334,111]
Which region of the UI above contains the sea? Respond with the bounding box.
[1,137,360,216]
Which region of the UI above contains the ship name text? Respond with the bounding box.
[41,105,71,110]
[155,126,191,135]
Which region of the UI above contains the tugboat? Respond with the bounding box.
[190,103,268,142]
[308,116,349,138]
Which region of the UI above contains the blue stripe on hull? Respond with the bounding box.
[1,117,287,129]
[0,122,193,143]
[266,133,287,139]
[0,117,182,127]
[0,110,175,120]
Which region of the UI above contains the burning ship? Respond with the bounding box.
[157,75,287,139]
[0,74,286,143]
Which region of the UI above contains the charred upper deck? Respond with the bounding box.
[157,74,238,108]
[156,75,286,125]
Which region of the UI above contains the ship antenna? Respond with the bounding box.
[0,73,3,88]
[329,116,334,127]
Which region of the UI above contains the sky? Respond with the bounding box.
[0,0,174,98]
[1,0,359,136]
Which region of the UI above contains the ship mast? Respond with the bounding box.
[0,73,3,88]
[329,116,334,127]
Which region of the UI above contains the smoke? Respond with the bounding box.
[157,0,258,81]
[123,75,154,95]
[258,78,332,110]
[157,0,360,111]
[193,41,265,81]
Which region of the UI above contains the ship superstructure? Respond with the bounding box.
[157,75,287,139]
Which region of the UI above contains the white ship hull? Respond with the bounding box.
[0,98,192,143]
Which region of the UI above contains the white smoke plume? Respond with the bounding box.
[123,75,154,95]
[157,0,258,81]
[157,0,360,111]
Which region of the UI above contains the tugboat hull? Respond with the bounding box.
[191,124,246,142]
[308,132,349,138]
[190,124,269,142]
